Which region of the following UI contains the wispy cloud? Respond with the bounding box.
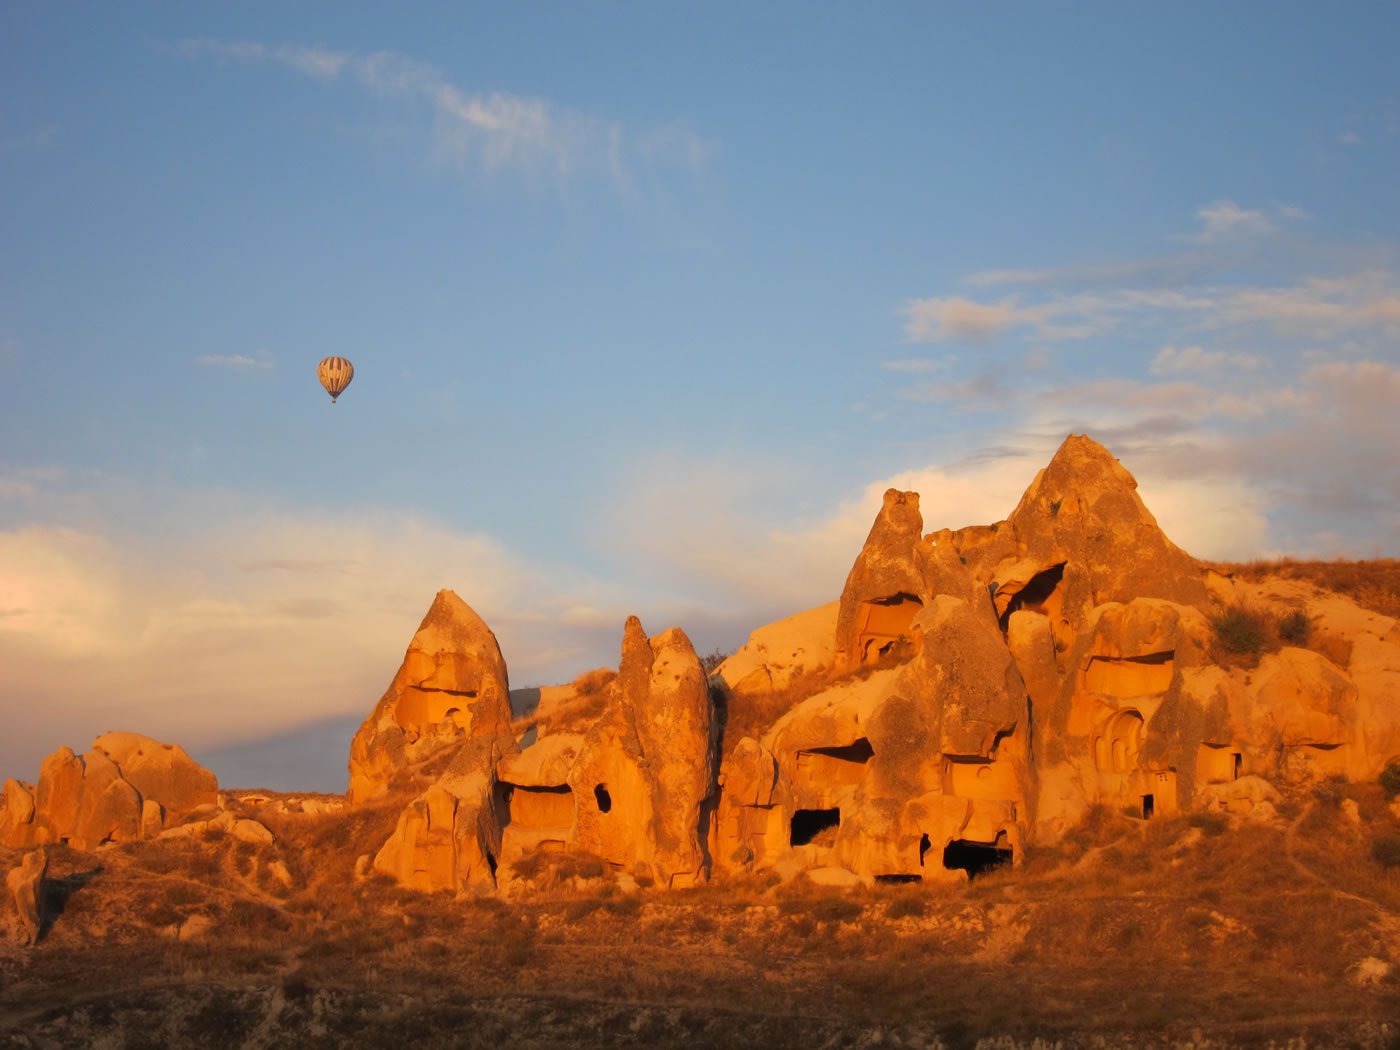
[198,350,275,370]
[880,355,957,373]
[1194,200,1277,242]
[177,38,711,190]
[903,296,1073,342]
[1149,345,1260,375]
[907,270,1400,345]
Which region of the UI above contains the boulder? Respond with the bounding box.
[348,589,517,804]
[0,779,36,848]
[9,737,216,851]
[6,846,47,946]
[91,733,217,815]
[714,602,838,698]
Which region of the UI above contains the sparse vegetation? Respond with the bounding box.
[1379,760,1400,799]
[1370,834,1400,869]
[10,775,1400,1048]
[699,648,731,674]
[1277,608,1312,646]
[1208,557,1400,619]
[1210,602,1274,657]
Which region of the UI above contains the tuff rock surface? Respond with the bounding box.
[0,734,216,851]
[5,845,46,946]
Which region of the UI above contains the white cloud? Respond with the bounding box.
[905,270,1400,347]
[198,350,274,370]
[1195,200,1277,242]
[178,38,709,189]
[0,500,638,778]
[903,296,1062,342]
[1136,475,1274,562]
[1339,131,1362,146]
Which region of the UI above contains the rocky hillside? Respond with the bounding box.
[4,433,1400,1046]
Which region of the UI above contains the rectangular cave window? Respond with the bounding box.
[1232,753,1242,780]
[1141,793,1154,819]
[790,807,840,847]
[942,839,1013,879]
[508,784,576,830]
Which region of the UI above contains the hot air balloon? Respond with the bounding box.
[317,357,354,403]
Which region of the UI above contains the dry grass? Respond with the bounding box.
[1209,557,1400,619]
[10,783,1400,1048]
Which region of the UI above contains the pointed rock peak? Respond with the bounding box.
[415,589,496,648]
[875,488,922,535]
[1009,433,1147,526]
[1042,433,1136,490]
[649,626,696,657]
[618,615,655,700]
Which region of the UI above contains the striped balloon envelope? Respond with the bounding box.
[317,357,354,403]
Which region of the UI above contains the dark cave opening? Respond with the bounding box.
[805,738,876,764]
[789,808,841,847]
[594,784,612,813]
[942,839,1013,879]
[998,562,1067,631]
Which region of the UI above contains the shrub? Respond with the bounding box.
[1277,609,1311,646]
[604,895,643,917]
[699,649,731,675]
[563,897,604,922]
[885,895,926,920]
[1211,604,1271,655]
[1379,761,1400,800]
[502,920,536,967]
[1370,835,1400,869]
[1187,812,1229,837]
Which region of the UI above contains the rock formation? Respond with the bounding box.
[12,432,1399,910]
[363,603,720,893]
[715,602,838,699]
[0,734,217,850]
[495,617,718,888]
[348,589,516,805]
[6,846,47,946]
[356,591,520,895]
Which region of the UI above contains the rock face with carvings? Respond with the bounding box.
[0,735,216,851]
[348,590,516,805]
[714,503,1032,882]
[361,593,718,894]
[936,434,1209,661]
[358,591,520,895]
[493,617,718,889]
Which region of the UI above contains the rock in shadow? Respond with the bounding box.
[38,865,102,943]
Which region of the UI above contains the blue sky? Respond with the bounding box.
[3,3,1398,790]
